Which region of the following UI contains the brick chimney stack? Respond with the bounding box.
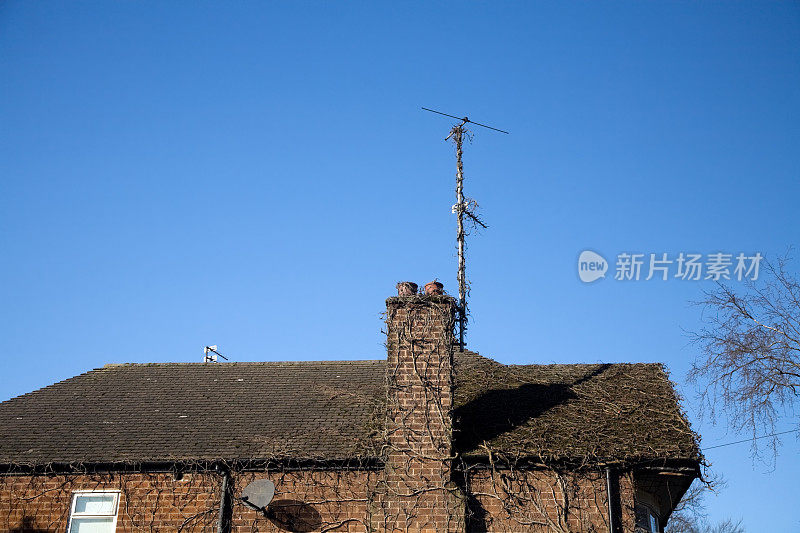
[377,283,465,532]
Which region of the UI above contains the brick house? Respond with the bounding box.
[0,288,701,532]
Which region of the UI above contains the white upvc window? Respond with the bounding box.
[67,491,120,533]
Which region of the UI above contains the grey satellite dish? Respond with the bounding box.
[240,479,275,511]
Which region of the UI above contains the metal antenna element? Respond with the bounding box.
[203,345,228,363]
[422,107,506,350]
[421,107,510,134]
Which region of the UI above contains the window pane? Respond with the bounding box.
[649,512,659,532]
[70,517,115,532]
[74,494,116,515]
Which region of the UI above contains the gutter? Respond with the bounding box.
[605,466,619,533]
[216,467,232,533]
[0,457,383,475]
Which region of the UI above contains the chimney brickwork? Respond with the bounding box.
[375,293,465,532]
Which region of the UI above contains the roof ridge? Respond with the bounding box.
[505,361,664,368]
[101,359,385,368]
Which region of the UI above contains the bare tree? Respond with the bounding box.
[665,478,743,533]
[665,480,708,533]
[667,516,745,533]
[689,254,800,458]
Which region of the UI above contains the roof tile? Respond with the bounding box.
[0,352,700,466]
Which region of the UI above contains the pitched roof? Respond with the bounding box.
[452,353,700,463]
[0,352,701,468]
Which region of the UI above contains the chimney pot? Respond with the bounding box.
[424,281,444,295]
[395,281,418,297]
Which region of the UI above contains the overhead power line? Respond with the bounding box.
[704,428,799,450]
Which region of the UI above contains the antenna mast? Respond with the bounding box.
[422,107,507,350]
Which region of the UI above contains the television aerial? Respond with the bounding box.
[422,107,508,350]
[203,345,228,363]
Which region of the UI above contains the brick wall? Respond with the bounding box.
[234,470,375,532]
[0,472,219,532]
[0,470,376,532]
[467,468,636,532]
[1,467,640,532]
[377,294,464,532]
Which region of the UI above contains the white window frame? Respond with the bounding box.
[67,490,120,533]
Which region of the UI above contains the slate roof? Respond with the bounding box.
[0,352,701,468]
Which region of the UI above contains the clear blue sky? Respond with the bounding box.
[1,2,798,530]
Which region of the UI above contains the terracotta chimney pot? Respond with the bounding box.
[424,281,444,295]
[396,281,418,297]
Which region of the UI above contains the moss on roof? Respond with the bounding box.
[0,352,700,468]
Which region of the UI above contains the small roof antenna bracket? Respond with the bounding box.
[203,345,228,363]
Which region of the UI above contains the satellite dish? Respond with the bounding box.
[240,479,275,511]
